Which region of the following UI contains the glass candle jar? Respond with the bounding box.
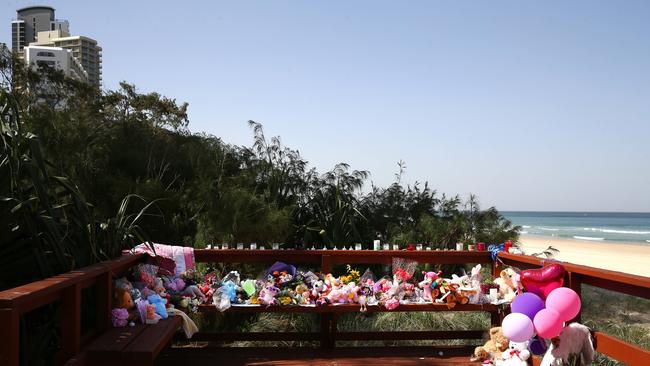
[416,244,423,251]
[236,243,244,250]
[477,242,486,251]
[468,244,475,251]
[250,243,257,250]
[382,243,390,250]
[272,243,280,250]
[355,243,362,250]
[221,243,229,250]
[456,243,464,251]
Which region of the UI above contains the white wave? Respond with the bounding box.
[573,236,605,241]
[583,227,650,235]
[522,225,531,228]
[538,227,561,231]
[520,231,529,234]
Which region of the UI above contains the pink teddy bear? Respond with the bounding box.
[418,271,442,302]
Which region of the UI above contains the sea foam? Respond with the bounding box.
[583,227,650,235]
[574,236,605,241]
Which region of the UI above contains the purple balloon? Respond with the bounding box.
[512,292,545,321]
[529,336,547,355]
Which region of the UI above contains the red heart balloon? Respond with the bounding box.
[520,264,565,299]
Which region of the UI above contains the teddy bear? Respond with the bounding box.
[471,326,510,362]
[494,267,518,302]
[498,341,530,366]
[113,287,137,322]
[540,322,595,366]
[147,294,168,319]
[258,284,280,306]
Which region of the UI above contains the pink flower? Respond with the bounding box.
[385,297,400,310]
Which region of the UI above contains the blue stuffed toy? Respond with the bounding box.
[223,281,237,302]
[147,294,168,319]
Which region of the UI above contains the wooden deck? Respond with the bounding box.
[156,346,482,366]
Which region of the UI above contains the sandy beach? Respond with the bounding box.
[518,235,650,277]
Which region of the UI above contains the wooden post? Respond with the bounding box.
[320,313,334,349]
[96,271,112,332]
[321,254,331,274]
[0,308,20,366]
[60,283,81,361]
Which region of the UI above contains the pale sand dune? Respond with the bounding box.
[518,235,650,277]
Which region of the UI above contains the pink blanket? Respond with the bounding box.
[130,243,195,276]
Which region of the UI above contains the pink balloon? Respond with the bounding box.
[502,312,535,342]
[534,308,564,339]
[520,264,565,300]
[546,287,581,322]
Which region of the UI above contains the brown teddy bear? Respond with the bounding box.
[471,326,510,362]
[494,268,518,302]
[114,287,137,322]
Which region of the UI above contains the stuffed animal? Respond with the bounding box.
[345,282,360,304]
[541,323,595,366]
[145,304,161,324]
[114,288,137,322]
[258,284,280,306]
[163,277,186,294]
[111,308,129,327]
[499,341,530,366]
[182,284,206,301]
[147,294,168,319]
[418,271,442,302]
[494,267,518,302]
[471,326,510,362]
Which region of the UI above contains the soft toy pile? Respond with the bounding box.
[111,263,205,328]
[200,259,498,312]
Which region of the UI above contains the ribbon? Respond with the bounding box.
[488,243,505,261]
[509,349,522,360]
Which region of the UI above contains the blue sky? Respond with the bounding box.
[3,1,650,212]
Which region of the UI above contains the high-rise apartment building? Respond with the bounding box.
[33,31,102,87]
[11,6,55,52]
[24,45,88,82]
[10,6,102,88]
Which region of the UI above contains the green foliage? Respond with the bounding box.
[1,49,518,288]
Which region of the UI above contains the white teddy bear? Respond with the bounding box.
[498,340,530,366]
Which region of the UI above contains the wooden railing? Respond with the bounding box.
[0,254,146,366]
[1,249,649,365]
[496,252,650,365]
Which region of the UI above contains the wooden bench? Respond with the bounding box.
[82,316,182,366]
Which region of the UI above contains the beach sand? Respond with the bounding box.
[518,235,650,277]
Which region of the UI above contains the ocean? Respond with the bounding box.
[501,211,650,244]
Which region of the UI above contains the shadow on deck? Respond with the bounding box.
[156,346,480,366]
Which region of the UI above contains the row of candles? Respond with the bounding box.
[206,241,509,251]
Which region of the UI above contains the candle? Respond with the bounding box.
[477,242,485,251]
[468,244,475,251]
[272,243,279,250]
[383,243,390,250]
[373,240,381,251]
[456,243,464,251]
[416,244,423,251]
[236,243,244,250]
[392,244,400,251]
[221,243,229,250]
[250,243,257,250]
[355,243,362,250]
[489,288,498,302]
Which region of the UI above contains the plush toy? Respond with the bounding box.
[418,271,442,302]
[163,277,186,294]
[145,304,161,324]
[311,280,329,305]
[182,284,206,301]
[471,327,510,362]
[540,323,595,366]
[111,308,129,327]
[147,294,168,319]
[114,288,137,322]
[494,267,518,302]
[293,283,311,305]
[345,282,360,304]
[499,341,530,366]
[258,284,280,306]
